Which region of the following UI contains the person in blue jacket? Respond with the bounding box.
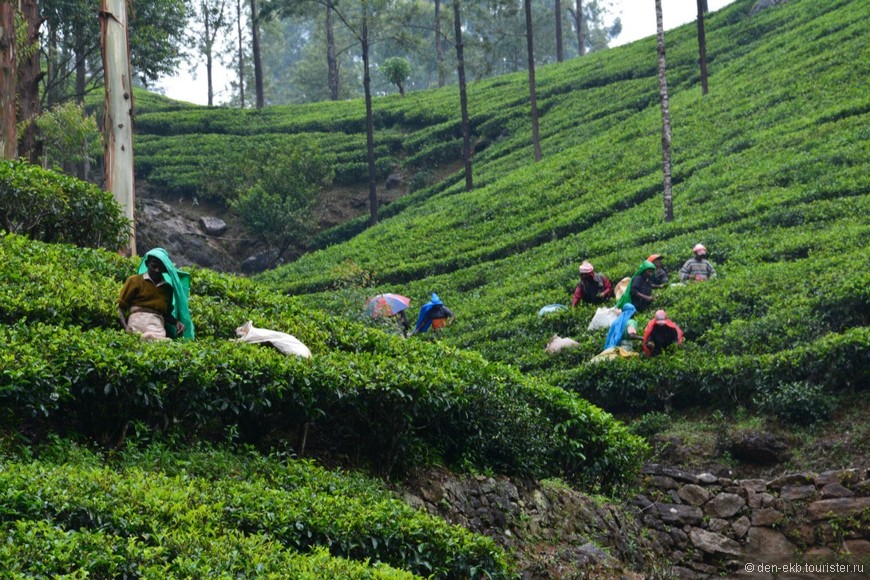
[411,293,455,335]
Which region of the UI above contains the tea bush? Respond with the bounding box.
[0,233,646,491]
[0,161,129,250]
[753,381,836,425]
[0,442,506,577]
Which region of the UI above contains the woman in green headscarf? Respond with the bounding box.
[615,260,656,312]
[117,248,195,340]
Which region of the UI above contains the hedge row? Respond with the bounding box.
[0,161,129,250]
[0,233,647,491]
[0,442,507,577]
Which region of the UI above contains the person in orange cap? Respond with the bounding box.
[643,309,684,357]
[647,254,669,288]
[571,261,613,307]
[679,244,717,282]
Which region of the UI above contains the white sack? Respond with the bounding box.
[546,334,580,355]
[235,320,312,358]
[587,307,621,331]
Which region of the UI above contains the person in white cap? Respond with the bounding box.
[679,244,717,282]
[571,261,613,307]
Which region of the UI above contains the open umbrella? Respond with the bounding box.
[366,293,411,318]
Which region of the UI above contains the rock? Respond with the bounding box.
[729,432,790,465]
[769,473,814,490]
[779,484,816,501]
[842,539,870,558]
[656,503,704,526]
[746,527,796,557]
[751,508,783,527]
[644,465,700,483]
[689,528,742,557]
[705,493,746,518]
[815,469,859,486]
[678,484,711,506]
[199,216,227,236]
[732,516,751,538]
[820,482,855,499]
[697,473,718,484]
[803,545,836,560]
[241,249,279,274]
[708,518,730,534]
[807,497,870,520]
[651,475,680,490]
[739,479,768,493]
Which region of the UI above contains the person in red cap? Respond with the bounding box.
[643,309,684,357]
[647,254,669,288]
[571,261,613,307]
[679,244,717,282]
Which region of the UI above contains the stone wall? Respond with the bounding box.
[635,464,870,578]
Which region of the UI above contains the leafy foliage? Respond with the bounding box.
[0,161,130,250]
[0,441,505,577]
[0,233,646,491]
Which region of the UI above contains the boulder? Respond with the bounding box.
[241,249,279,274]
[656,503,704,526]
[678,484,711,506]
[728,432,790,465]
[746,527,796,557]
[689,528,742,557]
[807,497,870,520]
[705,493,745,518]
[199,216,228,236]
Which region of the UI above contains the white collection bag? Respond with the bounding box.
[587,307,621,331]
[234,320,312,358]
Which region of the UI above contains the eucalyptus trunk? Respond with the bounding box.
[655,0,673,222]
[237,0,245,107]
[554,0,563,62]
[435,0,444,87]
[361,6,378,225]
[100,0,137,254]
[251,0,264,107]
[696,0,708,95]
[17,0,41,163]
[575,0,585,56]
[326,2,338,100]
[0,0,16,159]
[452,0,472,191]
[525,0,541,161]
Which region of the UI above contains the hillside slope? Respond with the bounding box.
[249,0,869,413]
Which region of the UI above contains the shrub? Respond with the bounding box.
[628,412,672,439]
[753,381,836,425]
[0,161,130,250]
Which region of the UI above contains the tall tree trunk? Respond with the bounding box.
[696,0,708,95]
[17,0,41,163]
[554,0,563,62]
[100,0,137,254]
[435,0,444,87]
[701,0,708,12]
[250,0,264,107]
[0,0,17,159]
[237,0,245,107]
[452,0,472,191]
[75,42,90,179]
[574,0,585,56]
[361,7,378,225]
[205,11,214,106]
[326,2,338,100]
[524,0,541,161]
[655,0,673,222]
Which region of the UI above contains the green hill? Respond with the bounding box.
[244,0,869,413]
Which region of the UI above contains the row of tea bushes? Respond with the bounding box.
[0,233,646,491]
[0,442,508,577]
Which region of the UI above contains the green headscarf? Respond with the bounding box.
[137,248,195,340]
[616,260,656,309]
